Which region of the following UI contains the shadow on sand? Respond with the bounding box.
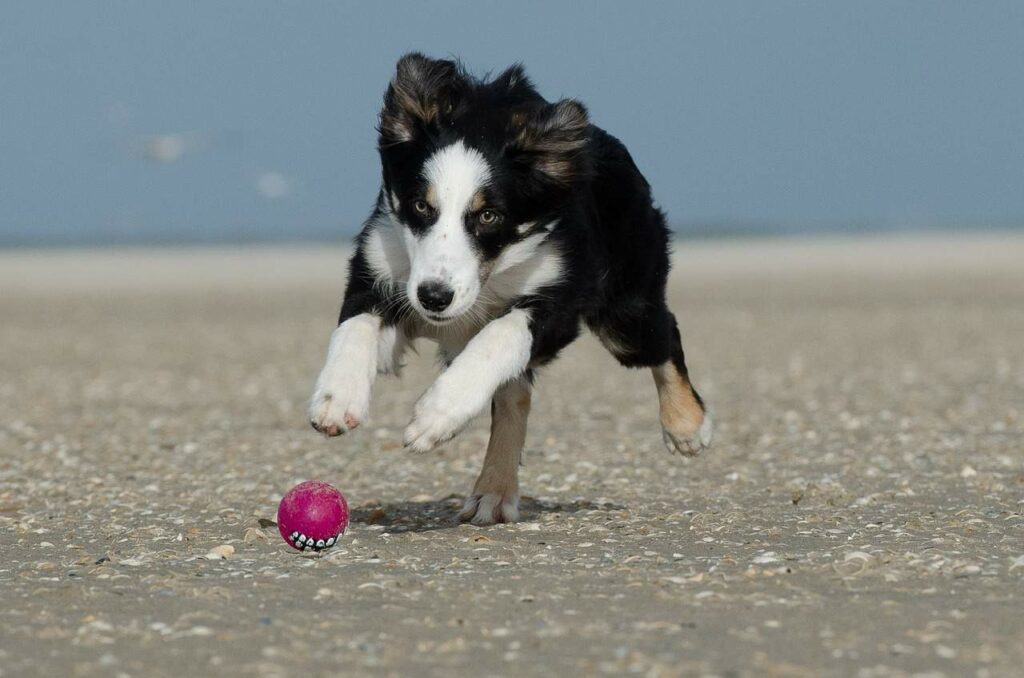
[350,495,626,533]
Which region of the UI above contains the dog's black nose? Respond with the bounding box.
[417,280,454,313]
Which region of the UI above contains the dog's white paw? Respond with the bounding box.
[457,493,520,525]
[403,384,476,453]
[662,412,713,457]
[308,375,370,437]
[309,315,380,437]
[402,405,462,453]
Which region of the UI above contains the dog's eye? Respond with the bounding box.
[478,209,501,226]
[413,199,431,215]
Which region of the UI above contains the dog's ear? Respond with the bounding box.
[379,53,465,145]
[508,99,590,187]
[492,63,534,98]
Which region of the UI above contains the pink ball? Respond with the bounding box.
[277,480,349,552]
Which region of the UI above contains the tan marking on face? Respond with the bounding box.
[470,191,487,213]
[424,184,437,208]
[652,360,705,437]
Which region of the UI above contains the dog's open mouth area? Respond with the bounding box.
[420,310,455,325]
[414,303,483,327]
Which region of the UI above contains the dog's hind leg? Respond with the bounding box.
[457,375,531,525]
[652,319,711,455]
[596,306,711,456]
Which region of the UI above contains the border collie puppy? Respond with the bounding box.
[310,54,711,525]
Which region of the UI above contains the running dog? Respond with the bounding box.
[309,53,711,525]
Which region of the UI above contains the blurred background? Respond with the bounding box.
[2,1,1023,246]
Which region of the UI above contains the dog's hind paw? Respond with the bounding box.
[457,493,520,526]
[662,412,713,457]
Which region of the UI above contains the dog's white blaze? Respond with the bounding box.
[405,141,491,319]
[424,140,491,212]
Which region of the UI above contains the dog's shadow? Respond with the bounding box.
[351,495,625,533]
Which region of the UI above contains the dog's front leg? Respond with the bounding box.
[404,309,532,453]
[309,313,398,436]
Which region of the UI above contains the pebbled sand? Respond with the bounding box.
[1,234,1023,677]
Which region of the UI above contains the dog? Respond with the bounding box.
[309,53,711,525]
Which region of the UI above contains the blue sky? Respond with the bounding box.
[2,2,1023,244]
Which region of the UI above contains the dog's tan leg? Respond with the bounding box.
[457,376,531,525]
[653,359,712,456]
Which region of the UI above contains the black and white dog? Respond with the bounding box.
[310,54,711,525]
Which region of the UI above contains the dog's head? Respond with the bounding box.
[377,53,588,324]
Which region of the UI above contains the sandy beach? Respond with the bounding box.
[1,233,1022,677]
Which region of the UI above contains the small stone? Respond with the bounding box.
[954,564,981,577]
[203,545,235,560]
[243,528,268,544]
